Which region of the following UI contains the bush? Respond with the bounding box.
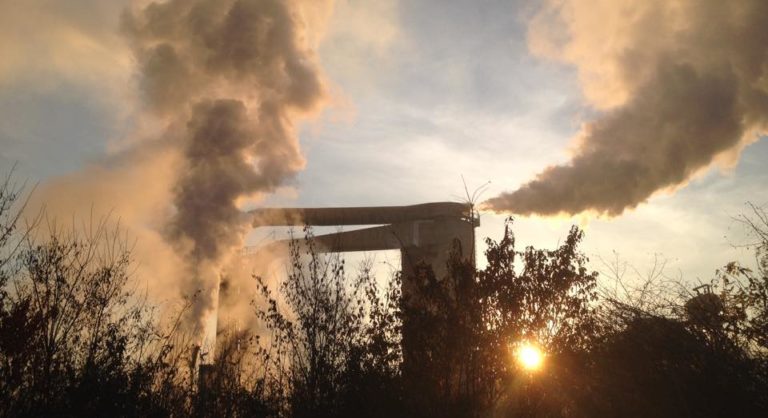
[3,163,766,417]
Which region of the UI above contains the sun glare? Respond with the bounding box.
[516,342,544,371]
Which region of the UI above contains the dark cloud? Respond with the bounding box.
[486,0,768,216]
[124,0,329,332]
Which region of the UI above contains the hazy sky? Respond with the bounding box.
[1,0,766,285]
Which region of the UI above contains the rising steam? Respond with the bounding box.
[485,0,768,216]
[123,0,330,334]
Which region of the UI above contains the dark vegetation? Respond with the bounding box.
[1,171,767,417]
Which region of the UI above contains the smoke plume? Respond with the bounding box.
[123,0,330,334]
[485,0,768,216]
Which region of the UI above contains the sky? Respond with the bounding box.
[1,0,767,292]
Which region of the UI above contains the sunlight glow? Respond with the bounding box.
[516,342,544,371]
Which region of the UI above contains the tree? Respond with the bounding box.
[0,169,195,417]
[726,202,768,352]
[562,202,768,418]
[402,218,602,417]
[253,227,402,418]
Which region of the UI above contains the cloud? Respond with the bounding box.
[485,0,768,216]
[122,0,331,335]
[318,0,400,96]
[0,0,131,92]
[16,0,334,342]
[25,140,187,308]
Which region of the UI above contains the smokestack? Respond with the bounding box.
[123,0,331,341]
[485,0,768,216]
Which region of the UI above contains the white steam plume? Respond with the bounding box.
[121,0,331,335]
[485,0,768,216]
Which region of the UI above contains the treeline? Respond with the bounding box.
[1,174,768,417]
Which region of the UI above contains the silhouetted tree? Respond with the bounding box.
[253,227,402,418]
[0,170,196,417]
[556,203,768,418]
[403,218,602,417]
[5,159,767,418]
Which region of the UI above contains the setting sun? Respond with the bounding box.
[516,343,544,371]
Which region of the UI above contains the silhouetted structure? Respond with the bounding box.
[248,202,480,413]
[249,201,479,283]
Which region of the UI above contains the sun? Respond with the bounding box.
[516,342,544,371]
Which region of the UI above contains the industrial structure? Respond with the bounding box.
[201,202,479,397]
[248,201,479,281]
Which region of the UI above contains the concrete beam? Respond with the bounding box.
[249,202,471,227]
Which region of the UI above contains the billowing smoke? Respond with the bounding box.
[123,0,330,335]
[485,0,768,216]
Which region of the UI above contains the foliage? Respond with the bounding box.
[2,162,768,417]
[564,202,768,418]
[0,172,194,417]
[401,218,602,417]
[252,227,402,418]
[719,202,768,352]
